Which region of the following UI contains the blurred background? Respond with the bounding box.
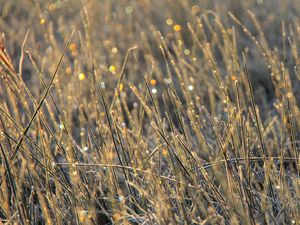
[1,0,299,105]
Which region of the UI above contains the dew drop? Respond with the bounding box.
[188,85,194,91]
[151,88,157,94]
[59,124,65,130]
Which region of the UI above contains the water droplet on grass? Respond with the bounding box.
[151,88,157,94]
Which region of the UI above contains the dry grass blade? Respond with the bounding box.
[0,143,25,224]
[10,29,75,160]
[0,2,300,224]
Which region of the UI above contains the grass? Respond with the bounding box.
[0,0,299,224]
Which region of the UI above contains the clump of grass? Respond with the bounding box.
[0,0,299,224]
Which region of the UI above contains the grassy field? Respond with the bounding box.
[0,0,299,224]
